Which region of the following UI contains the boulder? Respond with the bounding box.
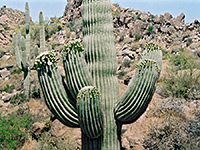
[0,68,10,79]
[31,122,45,139]
[173,12,185,29]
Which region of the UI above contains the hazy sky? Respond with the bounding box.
[0,0,199,23]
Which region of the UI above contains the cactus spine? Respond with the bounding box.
[13,2,30,98]
[35,0,162,149]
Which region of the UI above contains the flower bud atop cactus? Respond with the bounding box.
[34,51,58,70]
[63,40,84,55]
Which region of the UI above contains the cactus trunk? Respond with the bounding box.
[82,0,120,149]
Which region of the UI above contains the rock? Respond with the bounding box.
[31,122,45,139]
[164,12,173,21]
[197,47,200,58]
[190,42,200,50]
[131,20,146,35]
[122,56,132,67]
[21,138,39,150]
[2,93,13,102]
[0,100,4,107]
[173,12,185,29]
[0,68,11,79]
[194,19,200,25]
[124,70,135,85]
[169,45,181,53]
[1,54,11,60]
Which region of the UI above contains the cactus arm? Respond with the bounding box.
[34,45,39,58]
[39,11,46,52]
[35,52,79,127]
[77,86,104,138]
[114,59,160,123]
[13,32,22,69]
[63,41,93,103]
[114,45,162,124]
[20,36,28,71]
[48,45,52,51]
[25,2,30,34]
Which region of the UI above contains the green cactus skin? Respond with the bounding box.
[62,41,93,103]
[35,52,79,127]
[13,2,30,99]
[34,45,39,58]
[77,86,104,138]
[35,0,162,149]
[39,11,46,52]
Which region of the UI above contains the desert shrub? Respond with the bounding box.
[144,98,187,150]
[31,86,40,99]
[0,49,5,58]
[10,93,28,105]
[161,48,200,98]
[67,20,76,32]
[147,26,153,32]
[144,107,200,150]
[137,14,141,19]
[143,116,189,150]
[112,3,120,16]
[12,68,22,74]
[134,34,141,41]
[183,113,200,149]
[187,38,193,46]
[0,109,34,149]
[117,70,127,80]
[122,58,132,68]
[0,84,15,93]
[3,24,8,30]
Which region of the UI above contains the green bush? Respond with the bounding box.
[3,24,8,30]
[161,49,200,98]
[67,20,76,32]
[147,26,153,32]
[0,110,34,149]
[134,34,141,41]
[0,84,15,93]
[0,49,5,58]
[31,86,40,99]
[10,93,29,105]
[12,68,22,74]
[137,14,141,19]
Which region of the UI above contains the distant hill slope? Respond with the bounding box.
[0,5,28,50]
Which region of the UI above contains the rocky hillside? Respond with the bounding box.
[0,5,29,50]
[52,0,200,61]
[0,1,200,150]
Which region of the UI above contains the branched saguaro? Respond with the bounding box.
[34,0,162,149]
[13,2,30,98]
[13,3,47,98]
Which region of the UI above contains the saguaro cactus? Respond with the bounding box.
[35,0,162,149]
[13,2,30,98]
